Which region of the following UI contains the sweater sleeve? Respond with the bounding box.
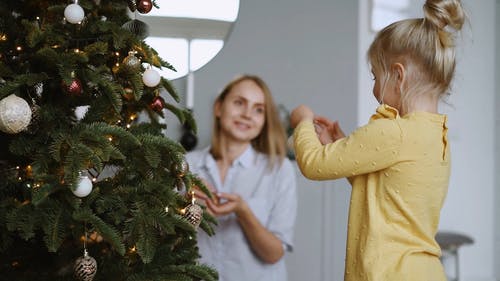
[293,118,403,181]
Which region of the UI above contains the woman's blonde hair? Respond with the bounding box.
[368,0,466,113]
[210,75,287,168]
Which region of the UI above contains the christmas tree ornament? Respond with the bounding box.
[142,67,161,87]
[64,2,85,24]
[171,157,189,178]
[34,82,43,96]
[182,191,202,228]
[122,51,141,72]
[123,87,135,100]
[149,95,165,112]
[72,173,93,197]
[74,249,97,281]
[121,19,149,39]
[63,78,83,96]
[127,0,137,12]
[0,94,32,134]
[137,0,153,14]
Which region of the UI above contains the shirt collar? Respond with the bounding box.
[201,145,256,169]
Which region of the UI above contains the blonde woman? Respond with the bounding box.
[187,75,297,281]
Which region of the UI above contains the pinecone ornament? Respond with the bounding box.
[74,250,97,281]
[184,203,203,228]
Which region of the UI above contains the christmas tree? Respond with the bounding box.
[0,0,217,280]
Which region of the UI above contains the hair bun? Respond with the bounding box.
[423,0,465,31]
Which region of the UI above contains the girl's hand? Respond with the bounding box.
[314,116,345,144]
[206,192,248,217]
[290,105,314,128]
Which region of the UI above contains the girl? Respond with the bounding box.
[186,75,297,281]
[290,0,466,280]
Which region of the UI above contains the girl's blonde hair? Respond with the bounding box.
[210,75,287,168]
[368,0,466,113]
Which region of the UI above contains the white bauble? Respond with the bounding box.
[0,94,32,134]
[64,3,85,24]
[142,68,161,87]
[72,175,93,197]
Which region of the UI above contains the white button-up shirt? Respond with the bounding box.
[186,146,297,281]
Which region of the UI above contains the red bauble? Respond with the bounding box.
[136,0,153,14]
[63,79,83,96]
[149,96,165,112]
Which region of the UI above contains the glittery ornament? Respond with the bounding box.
[63,78,83,96]
[0,94,32,134]
[149,96,165,112]
[184,203,202,228]
[121,19,149,40]
[123,87,134,100]
[127,0,137,12]
[171,157,189,178]
[74,250,97,281]
[137,0,153,14]
[121,52,141,72]
[34,82,43,96]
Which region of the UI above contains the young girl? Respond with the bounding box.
[186,75,297,281]
[290,0,466,280]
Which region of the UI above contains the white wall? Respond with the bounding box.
[494,0,500,279]
[164,0,498,280]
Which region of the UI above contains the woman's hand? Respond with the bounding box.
[290,105,314,128]
[205,192,249,217]
[313,116,345,144]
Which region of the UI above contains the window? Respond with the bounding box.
[135,0,240,80]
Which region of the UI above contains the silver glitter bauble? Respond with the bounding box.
[74,250,97,281]
[0,94,32,134]
[184,203,203,228]
[171,158,189,178]
[121,19,149,40]
[122,52,141,72]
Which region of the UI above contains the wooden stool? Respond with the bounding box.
[435,231,474,281]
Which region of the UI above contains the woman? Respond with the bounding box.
[186,75,297,281]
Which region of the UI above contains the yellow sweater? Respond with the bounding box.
[293,105,450,281]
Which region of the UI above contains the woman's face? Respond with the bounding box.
[215,80,266,144]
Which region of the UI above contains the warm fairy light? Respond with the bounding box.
[92,177,97,182]
[115,52,120,56]
[126,124,131,129]
[74,48,80,53]
[179,207,186,215]
[26,183,31,188]
[16,46,22,51]
[34,183,41,188]
[115,62,119,67]
[165,206,169,213]
[130,246,137,253]
[18,177,22,181]
[0,34,7,41]
[16,166,20,170]
[51,44,60,48]
[129,114,137,121]
[108,136,113,141]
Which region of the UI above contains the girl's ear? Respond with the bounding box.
[392,62,406,86]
